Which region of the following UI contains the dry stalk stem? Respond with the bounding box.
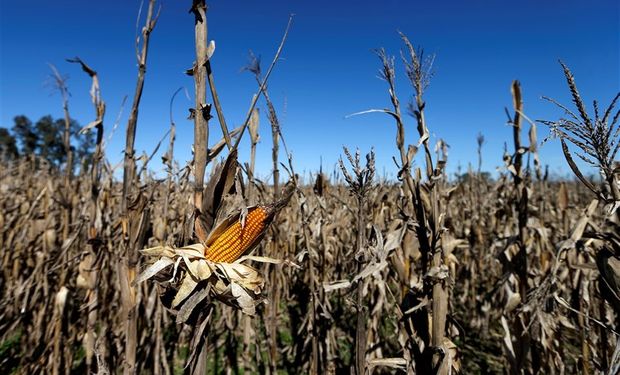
[162,87,182,242]
[191,0,209,212]
[339,148,375,375]
[355,35,453,374]
[232,15,293,152]
[188,1,211,373]
[118,2,159,373]
[355,194,368,375]
[48,64,74,243]
[67,56,106,372]
[205,49,232,150]
[509,81,532,372]
[48,63,73,374]
[239,25,293,372]
[122,0,159,213]
[244,52,284,369]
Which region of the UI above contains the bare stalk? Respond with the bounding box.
[509,81,532,372]
[339,148,375,375]
[401,40,448,361]
[118,2,159,373]
[188,2,211,373]
[48,64,73,242]
[67,56,106,372]
[243,51,283,369]
[190,0,209,211]
[48,63,73,375]
[122,0,159,212]
[162,88,182,242]
[244,53,282,200]
[205,50,232,150]
[232,15,294,152]
[353,35,452,373]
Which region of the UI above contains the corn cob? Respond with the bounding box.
[205,206,270,263]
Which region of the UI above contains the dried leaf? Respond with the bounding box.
[134,258,174,285]
[323,280,351,292]
[172,274,198,308]
[368,357,407,370]
[176,285,211,324]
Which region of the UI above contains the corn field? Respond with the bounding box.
[1,1,619,374]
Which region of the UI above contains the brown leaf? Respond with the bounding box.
[202,149,238,230]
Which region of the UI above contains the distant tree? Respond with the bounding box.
[0,127,19,160]
[35,115,66,165]
[12,115,38,155]
[456,171,493,183]
[7,114,95,170]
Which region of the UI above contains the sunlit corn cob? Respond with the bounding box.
[205,206,270,263]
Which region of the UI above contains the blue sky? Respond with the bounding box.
[1,0,618,180]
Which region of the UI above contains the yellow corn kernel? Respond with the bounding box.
[205,207,269,263]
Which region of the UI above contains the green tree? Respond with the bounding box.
[7,114,95,170]
[0,127,19,160]
[35,115,65,165]
[12,115,38,155]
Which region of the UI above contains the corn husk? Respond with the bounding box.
[137,242,290,321]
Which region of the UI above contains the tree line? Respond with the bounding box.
[0,115,95,171]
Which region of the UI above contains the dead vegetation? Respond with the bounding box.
[1,2,619,375]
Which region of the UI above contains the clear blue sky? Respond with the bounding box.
[1,0,618,180]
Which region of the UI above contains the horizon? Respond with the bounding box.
[1,0,618,180]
